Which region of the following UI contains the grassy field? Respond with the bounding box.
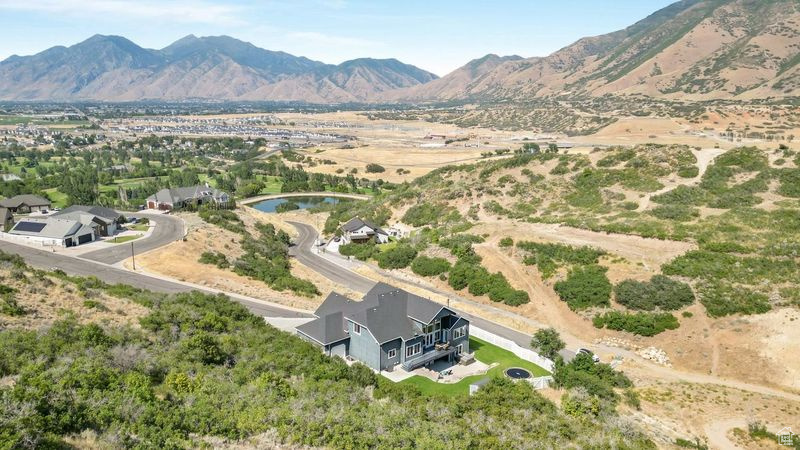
[258,175,283,194]
[43,188,68,209]
[397,337,549,396]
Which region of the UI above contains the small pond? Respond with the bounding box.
[248,196,351,213]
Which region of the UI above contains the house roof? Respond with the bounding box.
[54,205,120,222]
[0,194,51,208]
[0,173,22,182]
[296,312,349,345]
[341,217,388,235]
[303,283,463,345]
[146,185,227,205]
[9,217,95,239]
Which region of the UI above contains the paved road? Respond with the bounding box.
[80,213,185,264]
[287,221,378,293]
[1,240,309,318]
[286,221,539,349]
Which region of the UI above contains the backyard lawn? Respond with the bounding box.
[397,337,550,396]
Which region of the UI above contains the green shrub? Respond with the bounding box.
[275,201,300,213]
[592,311,679,336]
[554,265,612,310]
[696,282,771,317]
[531,328,565,359]
[338,242,378,261]
[410,256,451,277]
[365,163,386,173]
[677,166,699,178]
[648,204,699,222]
[374,244,417,269]
[614,275,695,311]
[517,241,605,279]
[402,203,443,227]
[499,237,514,247]
[199,251,230,269]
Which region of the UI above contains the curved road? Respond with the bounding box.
[286,221,545,351]
[2,240,310,318]
[81,213,185,264]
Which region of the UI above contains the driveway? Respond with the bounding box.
[80,213,184,264]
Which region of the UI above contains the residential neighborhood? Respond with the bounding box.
[339,217,390,244]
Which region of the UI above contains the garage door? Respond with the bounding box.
[77,233,93,245]
[330,343,347,359]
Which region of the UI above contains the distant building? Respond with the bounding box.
[52,205,122,237]
[296,283,470,372]
[146,185,230,211]
[341,217,389,244]
[7,217,95,247]
[0,194,51,213]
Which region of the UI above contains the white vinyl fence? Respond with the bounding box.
[471,326,555,372]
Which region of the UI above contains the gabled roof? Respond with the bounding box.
[0,194,51,208]
[341,217,388,235]
[54,205,120,222]
[146,185,227,205]
[303,283,464,345]
[296,312,349,345]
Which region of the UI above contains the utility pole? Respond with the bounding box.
[131,242,136,270]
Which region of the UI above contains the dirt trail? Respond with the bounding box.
[704,418,747,450]
[637,147,726,211]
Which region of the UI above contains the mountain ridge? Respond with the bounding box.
[0,34,438,102]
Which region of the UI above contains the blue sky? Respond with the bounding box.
[0,0,676,76]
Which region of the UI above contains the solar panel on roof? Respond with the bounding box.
[13,221,46,233]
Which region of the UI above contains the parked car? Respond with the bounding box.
[128,217,139,224]
[578,348,600,363]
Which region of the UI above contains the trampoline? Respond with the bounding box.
[505,367,532,379]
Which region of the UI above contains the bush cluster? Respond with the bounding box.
[554,265,612,310]
[517,241,605,279]
[614,275,695,311]
[592,311,679,336]
[198,251,230,269]
[449,257,529,306]
[410,256,451,277]
[374,244,417,270]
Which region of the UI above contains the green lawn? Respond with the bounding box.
[257,175,283,194]
[128,224,150,232]
[43,188,68,209]
[397,337,550,396]
[109,234,143,244]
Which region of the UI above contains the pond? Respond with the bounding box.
[248,196,351,213]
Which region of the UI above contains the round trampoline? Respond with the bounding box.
[505,367,532,379]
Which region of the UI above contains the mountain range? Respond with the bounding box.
[0,34,437,102]
[1,0,798,103]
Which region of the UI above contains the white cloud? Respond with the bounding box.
[0,0,246,25]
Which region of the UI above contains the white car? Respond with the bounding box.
[578,348,600,363]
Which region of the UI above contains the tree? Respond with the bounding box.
[531,327,565,359]
[554,265,612,310]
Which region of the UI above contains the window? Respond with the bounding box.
[456,343,463,356]
[353,323,361,335]
[406,342,422,358]
[387,349,397,359]
[453,326,466,340]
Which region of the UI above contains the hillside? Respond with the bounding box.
[391,0,800,102]
[0,252,655,448]
[0,35,437,102]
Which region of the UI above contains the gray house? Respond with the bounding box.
[297,283,470,372]
[146,185,230,211]
[53,205,122,236]
[0,194,51,213]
